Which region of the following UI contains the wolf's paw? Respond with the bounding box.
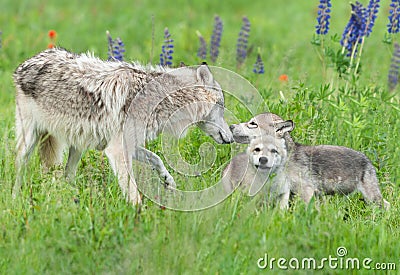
[160,170,176,189]
[383,199,391,210]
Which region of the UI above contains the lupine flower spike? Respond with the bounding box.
[159,27,174,67]
[236,16,251,67]
[340,2,366,57]
[315,0,332,36]
[196,31,207,61]
[48,30,57,49]
[388,0,400,34]
[388,42,400,91]
[210,15,223,63]
[114,38,126,61]
[364,0,380,37]
[252,49,265,74]
[106,31,125,61]
[354,0,380,74]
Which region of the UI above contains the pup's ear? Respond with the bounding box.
[275,120,294,137]
[196,63,214,85]
[179,61,186,67]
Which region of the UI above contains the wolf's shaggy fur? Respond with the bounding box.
[14,48,233,204]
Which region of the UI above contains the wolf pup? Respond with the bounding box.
[260,120,390,209]
[229,112,285,144]
[13,48,233,204]
[222,135,290,209]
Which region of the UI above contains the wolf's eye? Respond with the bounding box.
[247,121,258,129]
[271,149,278,154]
[254,147,261,152]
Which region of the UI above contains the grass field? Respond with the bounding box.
[1,0,400,274]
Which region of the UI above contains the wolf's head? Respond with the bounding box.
[229,112,286,144]
[165,64,233,144]
[247,135,287,172]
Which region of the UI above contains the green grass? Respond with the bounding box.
[1,0,400,274]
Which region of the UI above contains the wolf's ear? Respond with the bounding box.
[275,120,294,137]
[179,61,187,67]
[196,63,214,85]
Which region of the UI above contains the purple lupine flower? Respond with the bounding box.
[252,53,265,74]
[340,2,366,56]
[113,37,125,61]
[106,31,125,61]
[364,0,380,37]
[315,0,332,35]
[210,15,223,63]
[196,31,207,60]
[388,0,400,34]
[236,16,251,66]
[159,27,174,67]
[388,42,400,91]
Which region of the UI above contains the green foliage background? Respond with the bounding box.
[0,0,399,273]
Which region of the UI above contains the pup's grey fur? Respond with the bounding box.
[250,119,390,209]
[229,112,285,144]
[222,136,289,209]
[229,112,389,209]
[14,48,233,204]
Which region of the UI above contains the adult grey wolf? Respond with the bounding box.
[13,48,233,205]
[222,135,289,209]
[231,116,390,209]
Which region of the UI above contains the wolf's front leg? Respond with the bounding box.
[135,146,176,189]
[271,176,290,210]
[277,191,290,210]
[105,137,142,205]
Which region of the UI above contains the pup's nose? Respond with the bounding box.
[259,157,268,165]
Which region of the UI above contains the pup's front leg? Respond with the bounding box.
[277,191,290,210]
[271,175,290,210]
[136,146,176,189]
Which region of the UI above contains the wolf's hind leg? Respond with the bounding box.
[64,146,82,180]
[14,120,40,198]
[358,167,390,210]
[299,185,315,205]
[39,134,64,172]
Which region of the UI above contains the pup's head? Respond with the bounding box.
[229,112,286,144]
[247,135,288,172]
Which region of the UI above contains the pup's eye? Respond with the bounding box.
[254,147,261,152]
[247,121,258,129]
[271,149,278,154]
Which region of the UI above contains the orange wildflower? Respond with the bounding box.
[279,74,288,82]
[47,43,55,49]
[48,30,57,39]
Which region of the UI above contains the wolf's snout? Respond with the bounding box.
[219,130,234,144]
[259,156,268,165]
